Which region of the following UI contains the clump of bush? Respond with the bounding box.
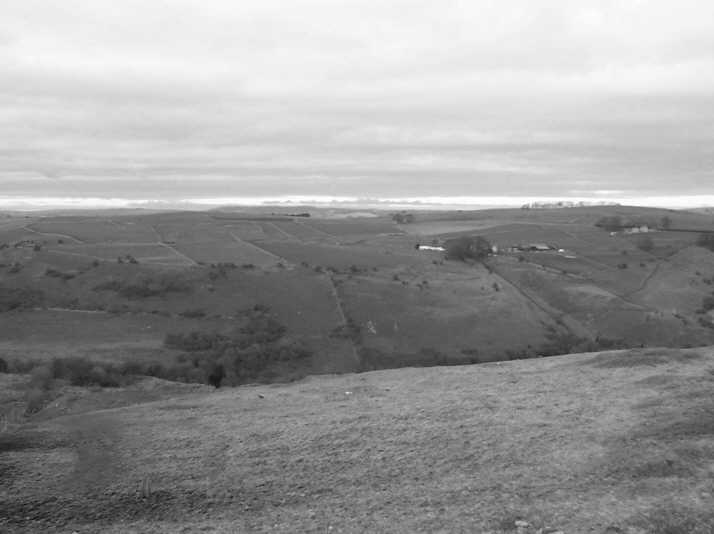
[208,262,237,280]
[595,215,623,231]
[0,287,45,312]
[537,326,627,357]
[44,268,76,281]
[444,236,492,261]
[93,272,192,299]
[697,293,714,314]
[330,318,362,343]
[359,346,474,372]
[179,308,206,319]
[635,235,654,252]
[164,305,311,386]
[696,233,714,251]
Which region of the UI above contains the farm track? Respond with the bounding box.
[266,222,300,241]
[157,243,198,266]
[34,307,109,315]
[623,260,663,299]
[485,259,593,340]
[298,221,342,242]
[23,225,84,244]
[45,245,194,267]
[227,231,293,266]
[327,275,360,366]
[44,249,103,261]
[294,220,339,243]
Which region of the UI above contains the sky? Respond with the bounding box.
[1,0,714,209]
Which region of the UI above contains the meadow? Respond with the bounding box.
[3,204,714,531]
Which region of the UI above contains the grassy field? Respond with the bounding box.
[334,262,556,361]
[3,205,714,380]
[1,346,713,533]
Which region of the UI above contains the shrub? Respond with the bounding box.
[164,331,229,351]
[93,279,122,292]
[28,365,54,391]
[635,235,654,252]
[0,287,45,312]
[24,388,53,415]
[50,357,121,387]
[595,215,623,231]
[697,233,714,252]
[44,268,76,281]
[94,273,192,299]
[0,357,7,373]
[330,320,361,342]
[179,309,206,318]
[702,295,714,312]
[445,236,492,261]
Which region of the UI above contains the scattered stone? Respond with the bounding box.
[515,519,530,528]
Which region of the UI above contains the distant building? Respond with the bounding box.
[624,225,651,234]
[416,244,445,252]
[528,243,552,251]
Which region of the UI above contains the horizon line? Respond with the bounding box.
[1,194,714,212]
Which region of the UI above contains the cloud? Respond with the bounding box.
[1,0,713,204]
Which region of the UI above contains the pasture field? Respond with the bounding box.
[301,218,400,238]
[252,241,428,271]
[29,218,158,243]
[43,243,192,266]
[172,240,277,266]
[0,309,217,346]
[2,204,714,381]
[0,225,50,245]
[3,205,714,532]
[224,221,267,240]
[1,347,713,532]
[621,230,701,257]
[335,263,556,360]
[632,246,714,313]
[399,219,508,236]
[269,220,328,241]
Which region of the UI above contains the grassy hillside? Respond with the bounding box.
[1,346,713,532]
[2,205,714,385]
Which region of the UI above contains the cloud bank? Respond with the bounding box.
[1,0,713,206]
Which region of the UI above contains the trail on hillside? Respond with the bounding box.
[22,225,85,244]
[485,259,594,340]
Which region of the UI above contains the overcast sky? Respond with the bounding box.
[1,0,714,207]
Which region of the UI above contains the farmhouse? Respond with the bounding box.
[416,244,445,252]
[529,243,552,251]
[624,225,651,234]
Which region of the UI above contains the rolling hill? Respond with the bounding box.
[1,346,713,533]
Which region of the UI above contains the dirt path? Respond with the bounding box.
[485,259,594,340]
[326,275,360,365]
[227,231,293,267]
[623,260,662,298]
[266,222,300,241]
[157,242,198,266]
[22,225,84,244]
